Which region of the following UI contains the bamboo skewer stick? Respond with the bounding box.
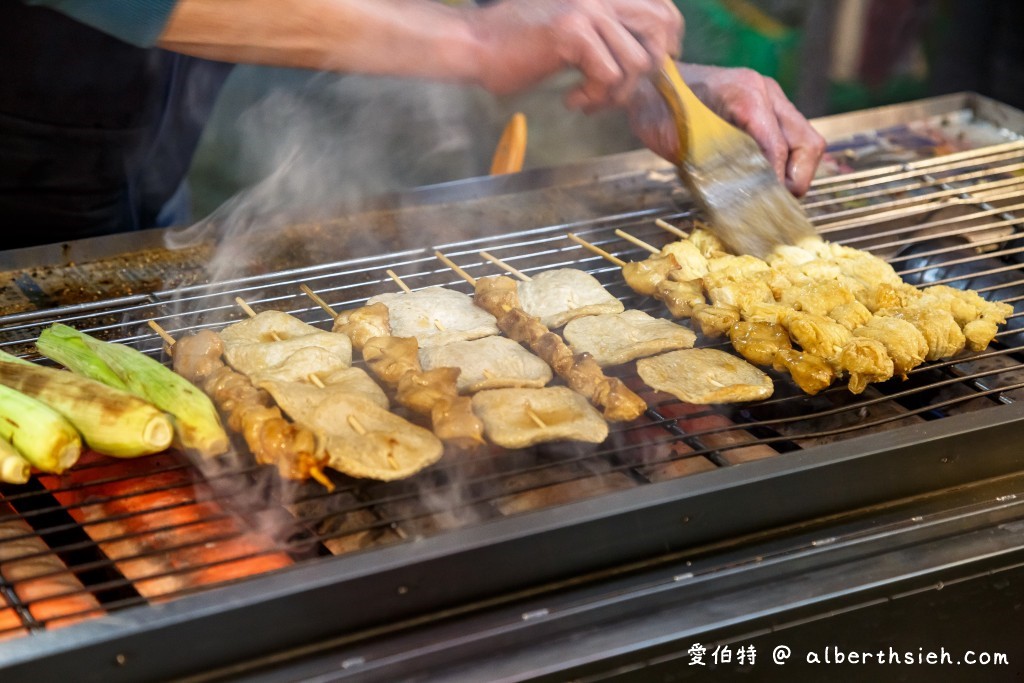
[346,414,366,435]
[148,320,176,347]
[148,318,333,489]
[566,233,626,267]
[299,284,339,318]
[614,229,659,254]
[655,218,688,239]
[524,402,547,429]
[566,233,626,268]
[434,250,476,286]
[386,269,413,294]
[480,250,532,281]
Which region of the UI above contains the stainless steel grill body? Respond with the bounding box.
[1,93,1023,681]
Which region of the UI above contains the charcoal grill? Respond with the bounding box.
[2,93,1024,682]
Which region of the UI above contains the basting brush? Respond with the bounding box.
[652,58,817,258]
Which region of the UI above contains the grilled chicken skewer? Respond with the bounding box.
[301,282,486,449]
[435,251,647,422]
[154,322,331,488]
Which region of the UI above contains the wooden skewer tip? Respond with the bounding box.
[386,269,413,294]
[147,320,176,347]
[614,228,659,254]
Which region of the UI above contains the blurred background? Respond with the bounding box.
[188,0,1023,218]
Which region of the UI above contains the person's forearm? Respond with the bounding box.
[158,0,483,84]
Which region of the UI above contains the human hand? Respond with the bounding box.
[464,0,682,111]
[627,63,825,196]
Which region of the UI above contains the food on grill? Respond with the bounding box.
[728,321,792,366]
[655,273,706,317]
[0,439,30,484]
[637,348,773,404]
[418,336,552,392]
[914,285,1013,351]
[852,316,929,378]
[256,365,388,409]
[516,268,624,328]
[880,306,965,361]
[563,309,696,367]
[360,330,485,448]
[828,301,873,331]
[367,287,499,348]
[173,331,325,481]
[622,252,679,296]
[772,349,836,395]
[275,389,443,481]
[470,387,608,449]
[219,311,352,376]
[606,225,1013,397]
[837,338,894,394]
[778,279,856,317]
[689,303,741,338]
[246,346,349,386]
[38,324,229,459]
[474,275,647,422]
[0,352,173,458]
[786,312,853,361]
[0,382,80,474]
[333,302,390,350]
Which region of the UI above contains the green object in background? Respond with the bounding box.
[673,0,802,95]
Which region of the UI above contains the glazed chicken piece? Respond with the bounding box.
[828,301,873,331]
[661,239,709,280]
[786,311,853,361]
[362,336,421,385]
[728,321,792,367]
[655,275,706,318]
[332,303,390,350]
[853,316,929,378]
[772,349,836,396]
[779,279,856,317]
[690,303,741,338]
[836,338,894,394]
[880,306,966,360]
[915,285,1013,351]
[621,252,679,297]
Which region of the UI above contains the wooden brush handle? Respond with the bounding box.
[652,57,738,167]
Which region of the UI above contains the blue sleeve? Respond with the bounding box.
[23,0,180,47]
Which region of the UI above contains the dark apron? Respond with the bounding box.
[0,3,233,248]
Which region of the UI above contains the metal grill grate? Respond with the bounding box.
[1,132,1023,642]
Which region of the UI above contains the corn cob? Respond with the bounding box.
[0,383,80,473]
[36,324,228,458]
[0,351,173,457]
[0,437,30,484]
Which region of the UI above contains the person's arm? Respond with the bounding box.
[158,0,682,108]
[628,63,826,197]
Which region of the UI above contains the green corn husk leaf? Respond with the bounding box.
[36,327,128,391]
[37,324,228,458]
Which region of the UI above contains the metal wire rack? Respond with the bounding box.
[1,134,1023,642]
